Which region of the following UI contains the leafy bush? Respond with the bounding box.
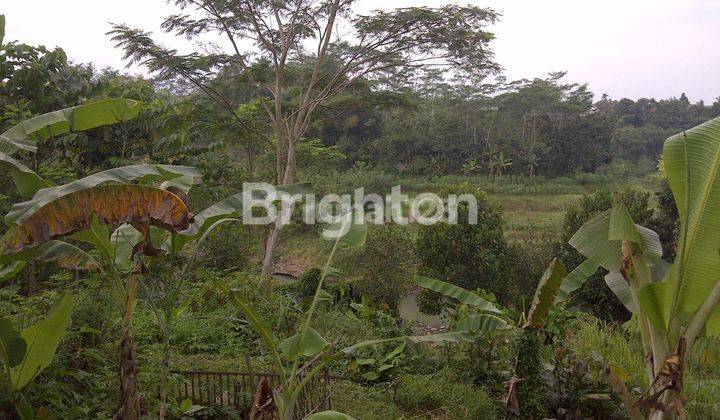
[197,224,256,272]
[1,285,118,417]
[359,224,415,312]
[415,189,515,304]
[415,289,442,316]
[506,234,558,306]
[297,267,322,298]
[393,368,501,418]
[513,332,545,419]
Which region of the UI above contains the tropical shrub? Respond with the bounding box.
[415,189,514,304]
[197,224,255,272]
[359,224,415,312]
[512,332,545,418]
[506,235,558,306]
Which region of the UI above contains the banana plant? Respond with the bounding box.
[0,163,201,419]
[0,98,142,198]
[0,98,145,277]
[553,116,720,419]
[503,259,570,417]
[0,99,198,418]
[226,212,474,420]
[140,182,310,419]
[414,274,509,334]
[416,259,609,417]
[0,294,73,418]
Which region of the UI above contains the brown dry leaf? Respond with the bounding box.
[6,184,193,252]
[249,377,279,420]
[503,375,521,416]
[637,338,687,413]
[606,364,643,420]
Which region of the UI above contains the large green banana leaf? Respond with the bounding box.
[415,275,500,313]
[569,208,662,272]
[0,240,102,271]
[0,319,26,368]
[169,183,311,252]
[604,272,638,314]
[5,164,201,227]
[281,327,329,361]
[0,151,53,197]
[555,259,599,304]
[0,98,142,155]
[10,294,73,390]
[560,203,663,319]
[637,281,674,333]
[525,259,567,328]
[664,116,720,319]
[454,313,508,334]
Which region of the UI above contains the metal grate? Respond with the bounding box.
[168,367,336,418]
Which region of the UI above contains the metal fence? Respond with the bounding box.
[168,367,336,418]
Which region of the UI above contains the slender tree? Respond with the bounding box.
[109,0,500,275]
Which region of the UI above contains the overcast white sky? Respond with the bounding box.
[4,0,720,102]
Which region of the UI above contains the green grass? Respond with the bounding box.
[296,173,649,245]
[566,315,720,419]
[331,380,404,419]
[488,193,580,240]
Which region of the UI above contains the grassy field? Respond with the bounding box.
[275,174,656,271]
[488,193,579,240]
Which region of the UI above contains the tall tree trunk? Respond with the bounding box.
[283,140,297,185]
[261,223,281,277]
[262,132,299,277]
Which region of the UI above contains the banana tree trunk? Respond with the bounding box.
[115,322,140,419]
[115,275,141,420]
[158,338,171,420]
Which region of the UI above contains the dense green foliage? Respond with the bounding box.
[1,6,720,420]
[514,332,545,418]
[359,224,415,312]
[415,191,513,303]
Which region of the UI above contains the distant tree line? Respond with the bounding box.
[3,26,719,187]
[311,71,720,178]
